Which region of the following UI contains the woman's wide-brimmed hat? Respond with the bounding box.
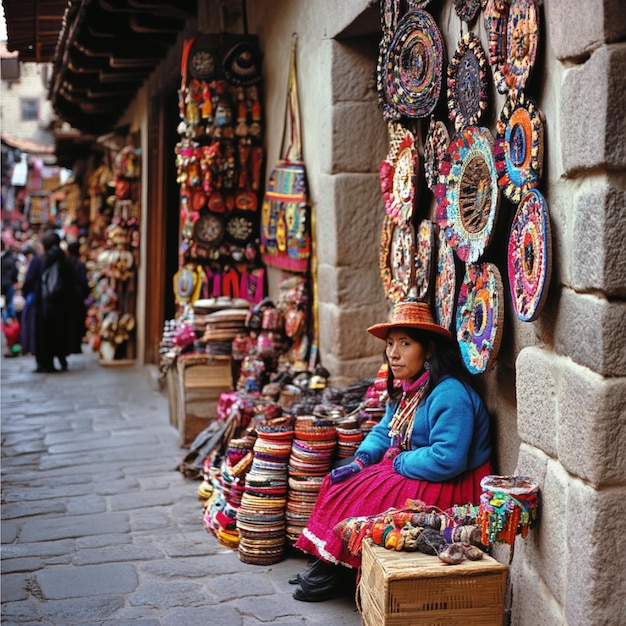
[367,300,453,341]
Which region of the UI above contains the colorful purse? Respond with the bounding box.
[260,35,311,273]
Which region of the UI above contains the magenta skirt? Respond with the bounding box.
[294,457,492,568]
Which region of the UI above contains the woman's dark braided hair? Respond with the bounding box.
[385,327,473,403]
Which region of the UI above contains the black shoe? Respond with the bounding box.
[34,365,58,373]
[59,357,68,371]
[291,559,353,602]
[288,573,302,585]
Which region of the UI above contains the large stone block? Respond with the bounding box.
[315,172,385,267]
[560,45,626,173]
[317,263,385,308]
[572,182,626,297]
[330,38,380,104]
[564,482,626,626]
[546,0,626,60]
[558,358,626,485]
[516,347,558,457]
[555,290,626,377]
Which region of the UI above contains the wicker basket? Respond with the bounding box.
[359,540,508,626]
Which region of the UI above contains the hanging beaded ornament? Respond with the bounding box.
[494,91,545,204]
[435,126,500,263]
[507,188,552,321]
[424,117,450,191]
[414,219,434,301]
[479,475,539,546]
[454,0,482,23]
[456,262,504,374]
[486,0,539,94]
[447,32,490,131]
[384,9,445,118]
[380,123,419,227]
[380,215,416,304]
[434,225,457,331]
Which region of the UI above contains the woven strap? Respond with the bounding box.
[280,33,302,161]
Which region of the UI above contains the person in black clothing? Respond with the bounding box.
[67,241,90,354]
[21,231,73,373]
[1,239,19,324]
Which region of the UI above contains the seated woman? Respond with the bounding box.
[291,299,493,602]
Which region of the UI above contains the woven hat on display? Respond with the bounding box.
[384,9,445,118]
[455,262,504,374]
[486,0,539,94]
[447,32,490,131]
[494,91,545,204]
[435,126,500,264]
[507,188,552,322]
[367,300,453,341]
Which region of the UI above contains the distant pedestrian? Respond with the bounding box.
[1,239,19,323]
[21,231,73,373]
[67,240,91,354]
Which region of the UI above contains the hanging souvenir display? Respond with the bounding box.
[434,226,457,331]
[486,0,539,94]
[454,0,482,22]
[456,262,504,374]
[507,189,552,321]
[379,123,419,227]
[423,117,450,192]
[260,36,312,273]
[435,126,500,263]
[494,91,545,204]
[176,33,265,306]
[379,215,416,304]
[414,219,434,301]
[446,32,490,131]
[479,475,539,546]
[383,9,445,118]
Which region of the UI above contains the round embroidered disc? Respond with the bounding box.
[507,189,552,321]
[447,32,489,131]
[486,0,539,94]
[377,37,402,122]
[434,226,457,331]
[456,262,504,374]
[380,124,418,227]
[384,9,444,118]
[414,219,434,300]
[494,92,545,204]
[454,0,482,23]
[380,215,415,303]
[424,117,450,191]
[435,126,500,263]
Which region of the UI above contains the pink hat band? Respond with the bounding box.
[367,301,453,341]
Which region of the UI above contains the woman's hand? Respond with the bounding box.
[329,462,362,484]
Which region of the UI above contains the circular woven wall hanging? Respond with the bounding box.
[380,215,415,303]
[447,32,490,131]
[486,0,539,94]
[414,219,434,300]
[507,188,552,321]
[424,117,450,191]
[384,9,444,118]
[434,225,457,331]
[454,0,482,23]
[380,124,418,227]
[435,126,500,263]
[494,91,545,204]
[377,36,402,122]
[456,262,504,374]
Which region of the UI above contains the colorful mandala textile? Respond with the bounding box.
[456,262,504,374]
[486,0,539,94]
[424,117,450,191]
[494,91,545,203]
[384,9,444,118]
[380,215,415,304]
[435,126,500,263]
[380,123,418,227]
[454,0,482,23]
[434,226,457,331]
[507,189,552,321]
[447,32,490,131]
[414,219,434,300]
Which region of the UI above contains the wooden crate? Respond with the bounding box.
[176,355,233,448]
[359,540,508,626]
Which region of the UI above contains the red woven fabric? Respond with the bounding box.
[294,457,492,569]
